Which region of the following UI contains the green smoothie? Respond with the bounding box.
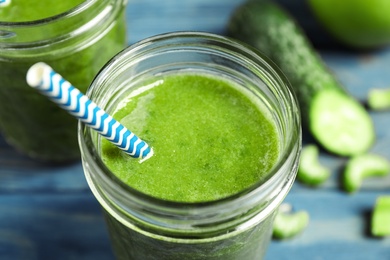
[101,73,280,203]
[80,32,300,260]
[98,72,281,259]
[103,208,276,259]
[0,0,127,162]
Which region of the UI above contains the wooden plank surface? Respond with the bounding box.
[1,0,390,259]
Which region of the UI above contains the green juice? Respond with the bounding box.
[103,209,276,260]
[98,72,281,259]
[79,32,300,260]
[101,73,280,203]
[0,0,126,162]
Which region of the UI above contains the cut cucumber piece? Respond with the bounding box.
[372,196,390,236]
[343,154,390,193]
[298,144,330,186]
[368,88,390,110]
[273,203,309,239]
[228,0,375,156]
[311,89,375,156]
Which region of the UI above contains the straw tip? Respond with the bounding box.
[139,148,154,163]
[26,62,51,88]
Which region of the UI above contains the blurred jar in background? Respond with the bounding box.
[0,0,128,163]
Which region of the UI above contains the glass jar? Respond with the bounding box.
[0,0,127,162]
[79,32,301,260]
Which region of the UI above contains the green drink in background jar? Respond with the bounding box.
[0,0,127,162]
[79,32,301,260]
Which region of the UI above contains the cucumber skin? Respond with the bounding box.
[227,0,343,124]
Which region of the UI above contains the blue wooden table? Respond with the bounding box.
[1,0,390,259]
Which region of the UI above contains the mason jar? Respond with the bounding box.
[79,32,301,260]
[0,0,127,162]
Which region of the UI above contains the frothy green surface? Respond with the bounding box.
[0,0,84,22]
[101,74,279,203]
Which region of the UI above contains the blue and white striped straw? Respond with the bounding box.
[26,62,153,161]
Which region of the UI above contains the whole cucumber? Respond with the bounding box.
[228,0,374,156]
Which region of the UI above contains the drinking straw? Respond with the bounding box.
[0,0,11,7]
[26,62,153,161]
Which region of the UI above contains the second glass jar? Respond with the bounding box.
[0,0,128,162]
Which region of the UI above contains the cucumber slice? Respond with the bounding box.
[273,203,309,239]
[371,196,390,236]
[298,144,330,186]
[343,154,390,193]
[228,0,375,156]
[368,88,390,110]
[310,89,375,156]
